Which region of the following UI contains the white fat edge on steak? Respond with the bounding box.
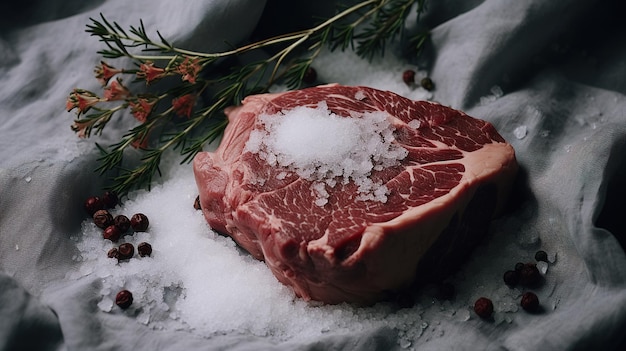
[244,100,408,206]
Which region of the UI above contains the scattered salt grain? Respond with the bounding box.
[399,339,412,349]
[497,300,519,313]
[408,119,421,129]
[354,90,366,100]
[245,101,407,204]
[513,125,527,139]
[517,228,540,248]
[548,251,557,264]
[551,297,561,310]
[537,261,549,275]
[24,176,32,183]
[97,297,114,312]
[479,85,504,105]
[490,85,504,98]
[137,312,151,325]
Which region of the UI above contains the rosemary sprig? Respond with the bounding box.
[66,0,430,197]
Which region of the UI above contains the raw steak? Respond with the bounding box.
[193,84,518,304]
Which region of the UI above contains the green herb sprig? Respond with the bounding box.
[66,0,429,197]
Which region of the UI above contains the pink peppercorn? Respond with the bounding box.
[115,290,133,309]
[474,297,494,319]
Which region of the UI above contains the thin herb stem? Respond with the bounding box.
[72,0,430,196]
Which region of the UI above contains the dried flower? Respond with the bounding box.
[70,120,90,138]
[70,5,431,196]
[95,61,122,86]
[130,129,151,149]
[137,61,166,84]
[66,89,102,114]
[128,97,156,123]
[172,94,196,118]
[175,56,201,84]
[103,78,130,101]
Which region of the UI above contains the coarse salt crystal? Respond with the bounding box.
[245,101,407,205]
[97,297,114,312]
[537,261,549,275]
[408,119,421,129]
[513,125,527,139]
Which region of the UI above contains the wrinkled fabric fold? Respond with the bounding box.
[1,0,625,350]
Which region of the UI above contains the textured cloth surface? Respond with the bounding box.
[1,0,625,350]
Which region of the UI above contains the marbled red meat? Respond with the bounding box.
[193,84,518,304]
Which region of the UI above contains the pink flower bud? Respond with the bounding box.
[95,61,122,86]
[172,94,196,118]
[129,98,156,123]
[175,56,201,84]
[137,62,166,84]
[104,79,130,101]
[66,89,101,114]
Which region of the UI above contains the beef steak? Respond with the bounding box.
[193,84,518,304]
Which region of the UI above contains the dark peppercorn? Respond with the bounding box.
[84,196,105,216]
[194,196,202,210]
[402,70,416,85]
[520,291,540,312]
[102,191,119,209]
[115,289,133,309]
[103,225,122,242]
[519,263,541,287]
[114,215,131,233]
[93,210,114,229]
[302,67,317,84]
[515,262,525,272]
[420,77,434,90]
[137,242,152,257]
[503,270,520,287]
[535,250,548,263]
[117,243,134,260]
[130,213,149,232]
[474,297,494,319]
[107,247,119,259]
